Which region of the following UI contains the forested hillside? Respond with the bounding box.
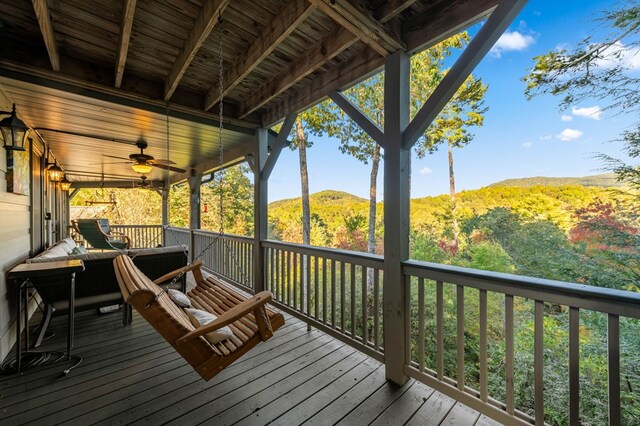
[489,173,627,189]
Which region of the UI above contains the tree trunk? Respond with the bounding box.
[366,144,381,292]
[296,119,311,246]
[296,119,311,315]
[448,145,459,253]
[368,144,380,254]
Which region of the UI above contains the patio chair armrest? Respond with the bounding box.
[176,291,273,344]
[153,260,203,285]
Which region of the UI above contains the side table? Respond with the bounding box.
[7,259,84,374]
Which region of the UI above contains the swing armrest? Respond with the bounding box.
[153,260,203,285]
[176,291,273,344]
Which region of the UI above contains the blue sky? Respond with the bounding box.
[269,0,638,202]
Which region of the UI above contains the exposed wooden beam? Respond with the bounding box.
[31,0,60,72]
[204,0,315,111]
[164,0,231,100]
[403,0,500,54]
[0,60,258,133]
[404,0,528,148]
[263,47,384,127]
[309,0,405,56]
[69,180,163,189]
[375,0,418,23]
[169,143,251,185]
[238,27,357,119]
[263,0,499,126]
[263,113,297,180]
[329,91,384,145]
[114,0,137,88]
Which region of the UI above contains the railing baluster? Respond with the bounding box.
[505,294,515,415]
[535,300,544,425]
[418,277,425,372]
[457,285,464,390]
[569,306,579,426]
[286,251,291,306]
[314,256,319,320]
[361,266,367,345]
[331,259,336,328]
[295,252,301,310]
[608,313,620,426]
[306,254,311,315]
[340,261,346,333]
[350,263,356,339]
[322,257,327,324]
[374,269,380,351]
[436,280,444,380]
[479,289,488,402]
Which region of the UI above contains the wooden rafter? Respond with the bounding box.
[164,0,231,100]
[31,0,60,72]
[204,0,315,111]
[263,0,500,126]
[238,27,357,119]
[309,0,405,56]
[375,0,418,23]
[402,0,500,53]
[114,0,137,88]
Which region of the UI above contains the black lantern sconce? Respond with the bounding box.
[0,104,28,151]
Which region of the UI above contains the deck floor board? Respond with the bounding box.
[0,309,495,425]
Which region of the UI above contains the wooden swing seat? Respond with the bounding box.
[113,255,284,381]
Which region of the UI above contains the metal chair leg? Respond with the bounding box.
[33,303,54,348]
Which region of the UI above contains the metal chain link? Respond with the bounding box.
[217,18,225,237]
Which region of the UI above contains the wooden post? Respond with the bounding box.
[161,188,169,246]
[382,50,410,385]
[252,129,269,293]
[188,169,202,231]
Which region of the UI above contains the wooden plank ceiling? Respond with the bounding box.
[0,0,500,185]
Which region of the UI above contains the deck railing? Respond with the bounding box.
[125,227,640,424]
[403,260,640,425]
[70,224,163,249]
[163,227,254,291]
[263,240,385,362]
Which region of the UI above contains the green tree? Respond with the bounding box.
[524,1,640,188]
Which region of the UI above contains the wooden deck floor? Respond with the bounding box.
[0,309,499,425]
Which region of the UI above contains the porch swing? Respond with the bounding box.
[113,21,284,381]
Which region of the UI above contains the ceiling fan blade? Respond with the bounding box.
[152,163,186,173]
[151,159,177,165]
[103,155,131,161]
[88,161,131,165]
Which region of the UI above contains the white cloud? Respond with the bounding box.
[556,128,583,142]
[418,166,432,175]
[491,31,535,57]
[561,114,573,122]
[571,106,602,120]
[593,41,640,71]
[539,135,552,141]
[522,142,533,148]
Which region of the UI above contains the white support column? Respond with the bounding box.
[253,129,269,293]
[382,50,411,385]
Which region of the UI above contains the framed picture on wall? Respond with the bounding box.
[6,137,30,196]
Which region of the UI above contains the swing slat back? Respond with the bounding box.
[114,255,284,380]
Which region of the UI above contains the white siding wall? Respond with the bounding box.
[0,143,32,361]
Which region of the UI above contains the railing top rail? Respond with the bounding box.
[110,224,163,228]
[404,259,640,318]
[263,239,384,268]
[191,229,253,243]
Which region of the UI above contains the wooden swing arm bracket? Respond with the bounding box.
[153,260,204,285]
[176,291,274,344]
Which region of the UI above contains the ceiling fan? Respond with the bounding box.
[100,138,186,174]
[136,175,151,189]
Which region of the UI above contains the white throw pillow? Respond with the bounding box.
[184,308,233,344]
[168,289,191,308]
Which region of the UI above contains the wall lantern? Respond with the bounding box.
[60,175,72,191]
[0,104,28,151]
[48,162,64,182]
